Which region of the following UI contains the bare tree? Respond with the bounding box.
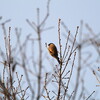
[0,1,100,100]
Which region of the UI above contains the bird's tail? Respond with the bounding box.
[56,57,60,64]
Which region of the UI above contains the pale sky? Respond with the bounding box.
[0,0,100,99]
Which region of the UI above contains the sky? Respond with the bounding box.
[0,0,100,37]
[0,0,100,47]
[0,0,100,99]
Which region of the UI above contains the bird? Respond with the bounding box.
[48,43,60,64]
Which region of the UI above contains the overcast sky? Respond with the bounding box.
[0,0,100,99]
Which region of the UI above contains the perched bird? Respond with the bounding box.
[48,43,60,64]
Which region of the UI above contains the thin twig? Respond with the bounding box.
[85,91,95,100]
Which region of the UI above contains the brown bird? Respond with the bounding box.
[48,43,60,64]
